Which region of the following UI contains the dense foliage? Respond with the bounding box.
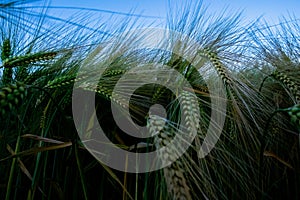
[0,1,299,199]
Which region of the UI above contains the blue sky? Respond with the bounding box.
[49,0,300,25]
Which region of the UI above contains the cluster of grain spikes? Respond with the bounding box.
[0,81,27,115]
[0,36,61,81]
[1,38,59,84]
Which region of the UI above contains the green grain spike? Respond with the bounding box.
[1,38,11,61]
[102,69,127,77]
[3,52,57,68]
[272,70,299,103]
[198,48,232,86]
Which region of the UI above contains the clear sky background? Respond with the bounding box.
[48,0,300,25]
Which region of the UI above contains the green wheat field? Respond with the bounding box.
[0,1,299,199]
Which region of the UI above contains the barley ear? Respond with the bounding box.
[3,52,57,68]
[102,69,127,77]
[147,115,192,200]
[198,48,232,86]
[272,70,300,104]
[1,39,13,84]
[46,74,82,89]
[1,38,11,61]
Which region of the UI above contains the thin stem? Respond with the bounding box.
[74,141,89,200]
[5,135,21,200]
